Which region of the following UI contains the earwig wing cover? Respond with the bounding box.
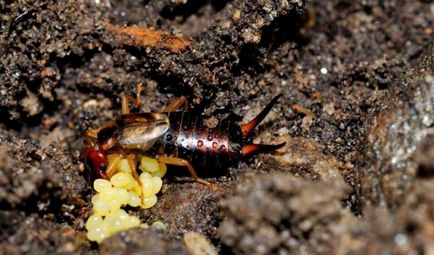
[117,113,170,150]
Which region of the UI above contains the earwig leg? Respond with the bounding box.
[155,156,199,178]
[162,96,189,112]
[85,121,118,149]
[121,95,140,114]
[155,155,222,191]
[85,121,117,138]
[105,155,121,178]
[135,83,143,102]
[85,128,99,139]
[84,135,95,147]
[121,83,143,114]
[126,154,138,179]
[126,154,146,205]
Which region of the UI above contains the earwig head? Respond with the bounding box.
[83,147,108,178]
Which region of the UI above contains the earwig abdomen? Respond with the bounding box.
[151,112,245,170]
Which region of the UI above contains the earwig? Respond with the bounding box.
[83,87,285,189]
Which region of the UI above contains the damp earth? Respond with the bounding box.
[0,0,433,254]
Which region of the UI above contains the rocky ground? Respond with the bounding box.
[0,0,433,254]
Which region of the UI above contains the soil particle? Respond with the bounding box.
[218,173,353,255]
[273,135,347,183]
[0,211,89,254]
[99,228,189,255]
[1,0,108,120]
[363,43,434,209]
[396,180,434,253]
[145,182,223,239]
[335,179,434,254]
[414,134,434,178]
[0,128,88,217]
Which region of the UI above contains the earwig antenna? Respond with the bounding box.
[240,94,282,137]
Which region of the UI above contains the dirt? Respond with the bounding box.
[0,0,433,254]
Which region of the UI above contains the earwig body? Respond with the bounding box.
[94,112,243,169]
[84,92,285,189]
[152,111,244,169]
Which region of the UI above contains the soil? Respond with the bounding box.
[0,0,433,254]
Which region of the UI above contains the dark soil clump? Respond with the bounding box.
[0,0,433,254]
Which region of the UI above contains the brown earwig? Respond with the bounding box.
[83,86,285,189]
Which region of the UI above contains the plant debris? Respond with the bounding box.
[106,22,192,53]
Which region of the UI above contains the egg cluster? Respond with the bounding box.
[86,155,167,243]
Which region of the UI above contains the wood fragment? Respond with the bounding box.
[291,104,315,118]
[106,22,192,53]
